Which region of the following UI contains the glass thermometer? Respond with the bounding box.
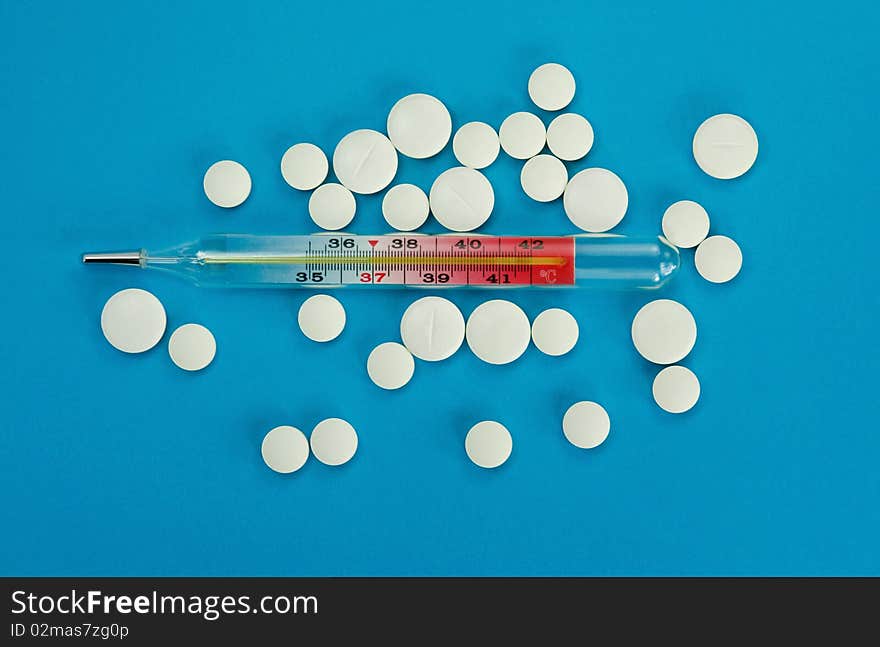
[82,233,679,289]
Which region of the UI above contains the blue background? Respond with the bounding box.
[2,0,878,576]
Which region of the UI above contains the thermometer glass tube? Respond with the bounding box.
[83,234,680,289]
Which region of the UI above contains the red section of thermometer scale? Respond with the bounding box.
[339,235,575,286]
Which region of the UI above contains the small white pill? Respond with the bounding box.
[298,294,346,342]
[631,299,697,365]
[280,143,328,191]
[101,288,166,354]
[310,418,358,466]
[562,401,610,449]
[168,323,216,371]
[382,184,429,231]
[203,160,251,208]
[531,308,579,356]
[261,425,309,474]
[520,154,568,202]
[695,235,742,283]
[563,168,628,233]
[692,113,759,180]
[387,93,452,159]
[465,420,512,468]
[498,112,546,160]
[466,300,531,365]
[546,113,594,161]
[367,342,415,390]
[452,121,500,169]
[652,366,700,414]
[661,200,710,249]
[528,63,576,111]
[332,129,398,194]
[308,183,356,230]
[429,167,494,232]
[400,296,465,361]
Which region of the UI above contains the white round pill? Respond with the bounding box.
[429,167,494,232]
[563,168,628,233]
[308,183,356,230]
[498,112,546,160]
[400,296,465,362]
[546,113,594,161]
[332,129,398,194]
[297,294,346,342]
[101,288,166,354]
[382,183,429,231]
[387,93,452,159]
[367,342,415,390]
[695,235,742,283]
[562,401,610,449]
[261,425,309,474]
[631,299,697,365]
[203,160,251,208]
[652,366,700,414]
[168,323,216,371]
[465,420,512,468]
[310,418,358,466]
[280,143,328,191]
[661,200,710,249]
[466,300,531,365]
[528,63,576,111]
[520,154,568,202]
[452,121,500,169]
[692,113,759,180]
[531,308,579,356]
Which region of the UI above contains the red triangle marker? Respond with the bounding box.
[368,240,378,247]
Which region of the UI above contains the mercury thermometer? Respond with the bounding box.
[82,233,679,289]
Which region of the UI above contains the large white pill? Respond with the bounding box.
[332,129,398,194]
[310,418,358,466]
[452,121,500,169]
[281,143,328,191]
[498,112,546,159]
[531,308,579,356]
[429,167,494,232]
[661,200,710,249]
[520,154,568,202]
[101,288,166,354]
[203,160,251,208]
[168,323,216,371]
[387,93,452,159]
[695,235,742,283]
[400,296,465,361]
[652,366,700,414]
[298,294,346,342]
[546,113,594,161]
[261,425,309,474]
[308,183,356,230]
[692,113,759,180]
[465,421,512,468]
[367,342,415,390]
[562,401,610,449]
[563,168,628,233]
[466,300,531,365]
[382,183,429,231]
[528,63,576,111]
[631,299,697,365]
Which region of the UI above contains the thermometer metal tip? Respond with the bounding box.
[82,251,143,265]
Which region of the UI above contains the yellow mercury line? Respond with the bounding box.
[200,255,568,266]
